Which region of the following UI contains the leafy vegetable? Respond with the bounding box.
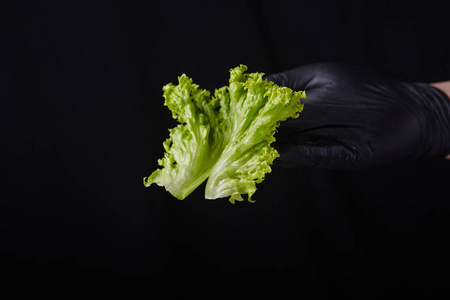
[144,65,305,203]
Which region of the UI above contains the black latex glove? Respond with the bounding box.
[266,63,450,169]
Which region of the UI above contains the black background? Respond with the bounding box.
[1,0,450,298]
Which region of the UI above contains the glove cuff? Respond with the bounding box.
[410,82,450,159]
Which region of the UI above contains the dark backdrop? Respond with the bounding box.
[1,0,450,298]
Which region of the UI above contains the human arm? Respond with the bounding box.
[431,81,450,100]
[430,81,450,159]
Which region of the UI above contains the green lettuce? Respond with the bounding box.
[144,65,305,203]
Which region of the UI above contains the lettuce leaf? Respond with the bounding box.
[143,75,224,200]
[144,65,305,203]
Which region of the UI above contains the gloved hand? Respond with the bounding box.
[266,63,450,169]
